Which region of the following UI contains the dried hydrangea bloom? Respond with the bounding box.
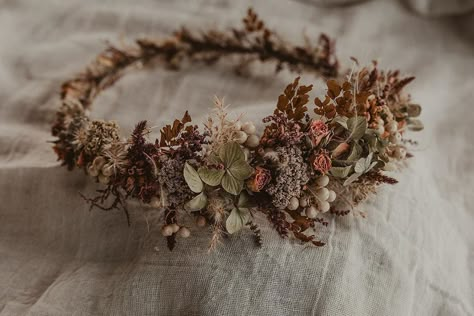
[82,120,120,156]
[265,146,309,209]
[158,157,193,207]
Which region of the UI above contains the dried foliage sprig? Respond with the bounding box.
[51,8,423,250]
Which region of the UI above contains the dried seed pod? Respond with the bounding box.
[170,223,180,233]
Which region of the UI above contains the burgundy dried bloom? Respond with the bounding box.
[312,151,332,174]
[247,166,271,192]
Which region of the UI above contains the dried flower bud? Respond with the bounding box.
[247,166,271,192]
[98,174,110,184]
[87,165,99,177]
[92,156,106,170]
[101,164,114,177]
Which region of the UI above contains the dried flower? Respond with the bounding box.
[247,166,271,192]
[309,120,329,146]
[312,151,332,174]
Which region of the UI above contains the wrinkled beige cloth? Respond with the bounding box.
[0,0,473,315]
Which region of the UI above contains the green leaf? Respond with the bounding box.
[347,116,367,140]
[228,160,253,180]
[183,162,203,193]
[219,142,245,167]
[198,167,224,186]
[347,142,362,161]
[330,166,352,178]
[344,172,361,186]
[226,207,250,234]
[185,192,207,211]
[221,173,243,195]
[237,191,252,208]
[332,116,348,129]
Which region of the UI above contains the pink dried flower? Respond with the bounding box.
[248,166,271,192]
[309,120,329,146]
[312,151,332,174]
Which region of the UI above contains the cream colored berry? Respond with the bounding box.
[316,188,329,201]
[245,134,259,148]
[305,206,318,219]
[383,162,397,171]
[161,225,174,237]
[287,196,299,210]
[170,223,180,233]
[178,227,191,238]
[386,121,398,133]
[235,131,248,144]
[316,175,329,187]
[327,190,337,203]
[150,196,161,208]
[390,132,402,144]
[376,124,385,135]
[299,197,308,207]
[242,122,256,135]
[318,200,330,213]
[196,215,206,227]
[234,121,242,131]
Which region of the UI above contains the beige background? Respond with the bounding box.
[0,0,473,315]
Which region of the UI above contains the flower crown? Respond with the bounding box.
[51,9,423,250]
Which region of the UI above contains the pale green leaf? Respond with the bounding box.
[185,192,207,211]
[344,172,361,186]
[347,142,362,161]
[330,166,353,178]
[228,160,253,180]
[332,116,348,129]
[219,142,245,167]
[237,191,252,208]
[354,157,367,174]
[226,207,250,234]
[183,162,203,193]
[221,173,243,195]
[198,167,224,186]
[347,116,367,140]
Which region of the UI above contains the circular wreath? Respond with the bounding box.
[51,9,423,250]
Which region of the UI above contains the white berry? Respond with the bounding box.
[386,121,398,133]
[327,190,337,203]
[376,124,385,135]
[305,206,318,219]
[242,122,256,135]
[299,197,308,207]
[287,196,299,210]
[316,188,329,201]
[178,227,191,238]
[235,131,248,144]
[234,121,242,131]
[245,134,260,148]
[170,223,180,233]
[196,216,206,227]
[161,225,174,237]
[318,200,330,213]
[316,175,329,187]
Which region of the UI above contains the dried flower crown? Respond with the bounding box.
[51,9,423,250]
